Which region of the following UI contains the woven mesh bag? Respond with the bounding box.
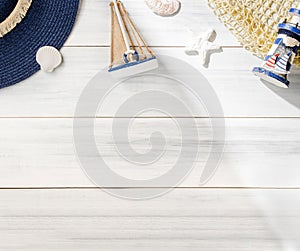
[208,0,300,66]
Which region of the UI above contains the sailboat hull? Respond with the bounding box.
[252,67,289,88]
[109,57,158,79]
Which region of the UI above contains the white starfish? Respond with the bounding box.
[185,29,222,67]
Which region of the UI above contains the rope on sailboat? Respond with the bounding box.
[119,2,146,59]
[118,2,139,60]
[122,4,155,58]
[109,2,115,68]
[109,0,156,68]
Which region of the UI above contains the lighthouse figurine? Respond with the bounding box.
[253,3,300,88]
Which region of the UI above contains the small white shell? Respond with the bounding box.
[145,0,181,17]
[283,36,300,48]
[36,46,62,73]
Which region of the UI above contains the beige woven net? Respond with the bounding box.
[208,0,300,66]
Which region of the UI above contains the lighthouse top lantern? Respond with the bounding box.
[278,3,300,44]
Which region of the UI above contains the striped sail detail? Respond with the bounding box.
[265,54,279,68]
[274,52,292,74]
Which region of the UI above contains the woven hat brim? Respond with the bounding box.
[0,0,80,89]
[0,0,32,38]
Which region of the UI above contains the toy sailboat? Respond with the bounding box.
[109,0,158,78]
[273,52,292,75]
[264,52,292,74]
[264,54,279,69]
[256,52,293,87]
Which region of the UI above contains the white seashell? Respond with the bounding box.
[36,46,62,73]
[283,36,300,48]
[145,0,181,17]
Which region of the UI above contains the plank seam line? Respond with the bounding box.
[62,45,243,49]
[0,117,300,119]
[0,187,299,190]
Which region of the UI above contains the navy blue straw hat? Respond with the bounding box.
[0,0,80,89]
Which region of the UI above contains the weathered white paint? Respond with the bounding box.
[1,0,300,249]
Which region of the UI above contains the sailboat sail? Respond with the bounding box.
[109,0,156,71]
[110,2,127,68]
[265,54,279,68]
[274,52,292,74]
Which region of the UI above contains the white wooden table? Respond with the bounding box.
[1,1,300,250]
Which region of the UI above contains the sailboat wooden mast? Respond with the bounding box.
[109,0,155,70]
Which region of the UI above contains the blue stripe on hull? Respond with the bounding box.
[252,67,290,88]
[108,57,157,72]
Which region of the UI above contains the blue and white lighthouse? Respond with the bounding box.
[253,3,300,88]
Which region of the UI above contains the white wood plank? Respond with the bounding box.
[1,47,299,117]
[0,118,300,188]
[66,0,239,46]
[0,188,299,250]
